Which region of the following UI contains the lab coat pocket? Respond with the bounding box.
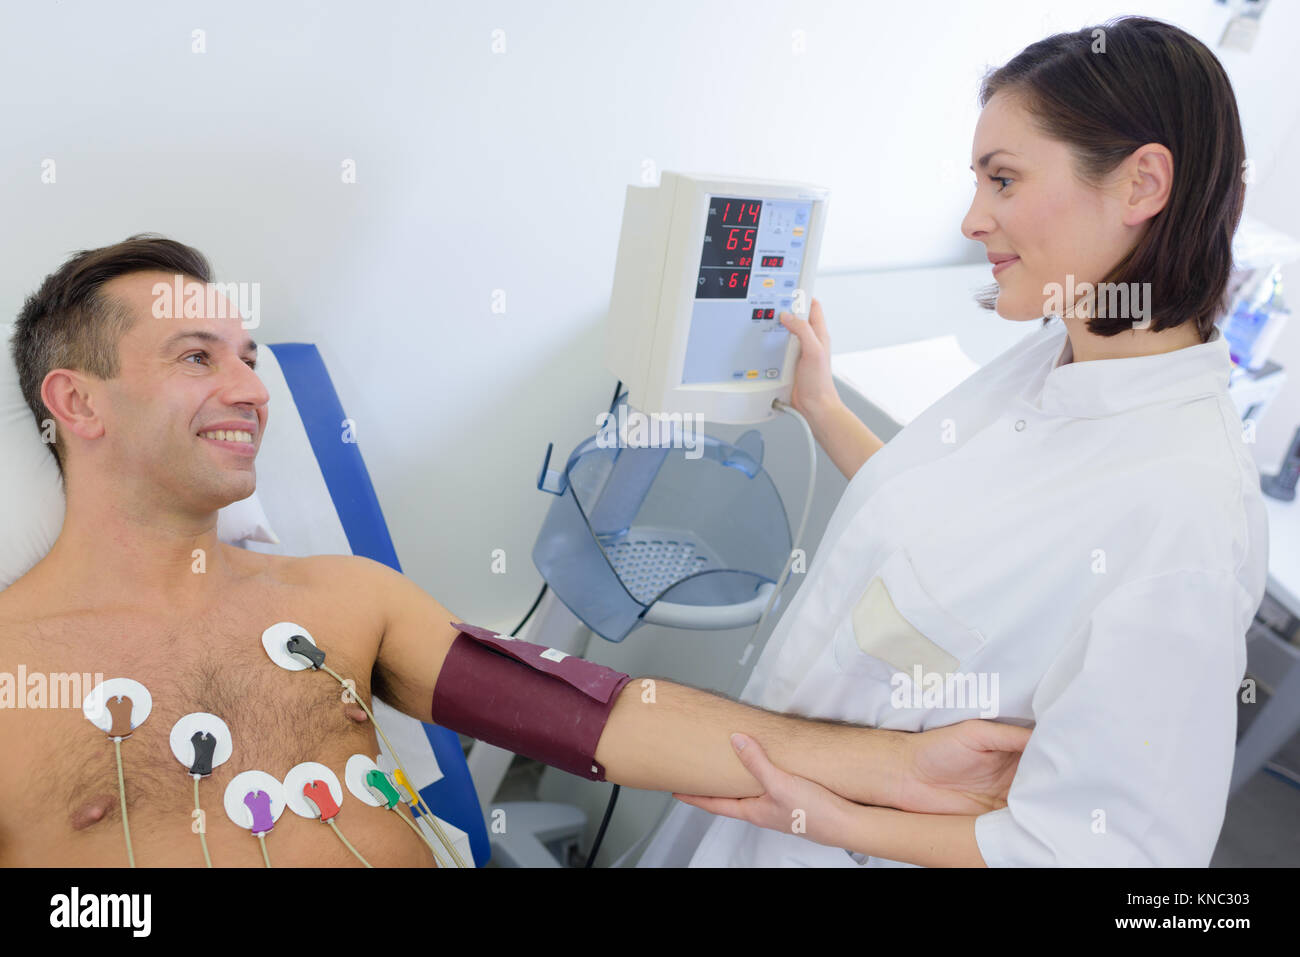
[831,548,986,677]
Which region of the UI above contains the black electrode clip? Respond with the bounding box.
[286,635,326,670]
[190,730,217,776]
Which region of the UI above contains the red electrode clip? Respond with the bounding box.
[302,779,341,822]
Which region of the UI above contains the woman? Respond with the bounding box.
[643,16,1268,867]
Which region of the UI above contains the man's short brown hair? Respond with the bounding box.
[10,234,213,477]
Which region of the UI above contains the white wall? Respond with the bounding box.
[4,0,1297,628]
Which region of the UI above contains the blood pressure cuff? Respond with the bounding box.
[430,621,633,782]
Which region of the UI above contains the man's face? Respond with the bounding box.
[90,270,269,512]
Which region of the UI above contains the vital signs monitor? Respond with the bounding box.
[605,171,829,425]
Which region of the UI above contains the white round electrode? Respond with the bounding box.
[283,761,345,819]
[169,712,233,773]
[223,771,286,833]
[82,678,152,735]
[345,754,385,807]
[261,621,319,671]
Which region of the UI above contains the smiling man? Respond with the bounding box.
[0,234,1028,867]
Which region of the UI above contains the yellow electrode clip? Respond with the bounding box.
[393,768,421,808]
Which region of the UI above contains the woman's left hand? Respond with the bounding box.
[673,733,857,848]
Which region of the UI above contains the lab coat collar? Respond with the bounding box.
[1035,322,1231,418]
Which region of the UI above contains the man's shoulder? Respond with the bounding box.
[253,553,404,655]
[277,555,458,641]
[0,591,21,641]
[267,552,404,608]
[0,565,47,634]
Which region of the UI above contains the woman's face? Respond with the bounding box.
[961,91,1141,322]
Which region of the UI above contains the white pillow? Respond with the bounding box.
[216,491,280,547]
[1,334,278,591]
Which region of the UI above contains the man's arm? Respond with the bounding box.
[364,558,462,724]
[365,558,906,806]
[594,680,907,806]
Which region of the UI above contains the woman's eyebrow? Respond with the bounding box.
[971,149,1019,171]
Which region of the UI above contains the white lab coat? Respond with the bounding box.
[639,316,1269,867]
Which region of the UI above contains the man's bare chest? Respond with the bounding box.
[0,588,384,837]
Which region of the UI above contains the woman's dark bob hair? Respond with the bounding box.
[974,16,1246,343]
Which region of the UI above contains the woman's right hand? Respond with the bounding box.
[893,719,1032,814]
[779,297,839,418]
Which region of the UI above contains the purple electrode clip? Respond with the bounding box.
[243,790,275,835]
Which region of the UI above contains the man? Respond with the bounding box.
[0,235,1028,867]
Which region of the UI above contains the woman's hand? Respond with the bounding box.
[673,732,997,866]
[892,719,1031,814]
[778,297,839,417]
[778,296,888,480]
[673,733,857,848]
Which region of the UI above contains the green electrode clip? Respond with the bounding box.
[365,769,402,809]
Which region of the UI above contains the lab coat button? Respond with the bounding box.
[1014,419,1026,431]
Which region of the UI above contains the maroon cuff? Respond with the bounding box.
[431,621,632,781]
